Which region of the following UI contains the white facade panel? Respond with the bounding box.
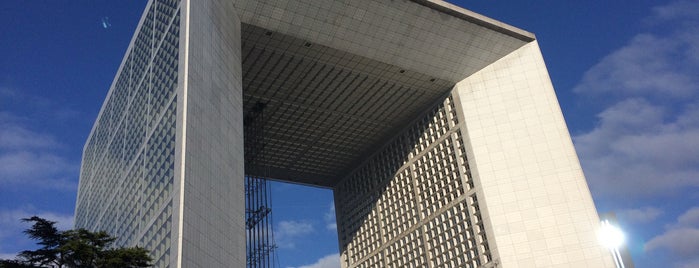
[178,0,245,267]
[452,41,614,268]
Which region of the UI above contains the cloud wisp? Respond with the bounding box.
[0,93,78,190]
[0,123,60,150]
[275,220,314,249]
[617,206,664,224]
[572,0,699,200]
[645,207,699,267]
[324,203,337,231]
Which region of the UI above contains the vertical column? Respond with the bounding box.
[451,41,615,268]
[173,0,245,267]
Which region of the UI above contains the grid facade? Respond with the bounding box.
[75,1,180,267]
[335,96,492,268]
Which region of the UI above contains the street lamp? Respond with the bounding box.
[599,219,626,268]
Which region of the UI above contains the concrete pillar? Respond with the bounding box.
[174,0,245,267]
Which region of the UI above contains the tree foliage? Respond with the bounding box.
[0,216,151,268]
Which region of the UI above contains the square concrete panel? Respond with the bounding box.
[75,0,615,267]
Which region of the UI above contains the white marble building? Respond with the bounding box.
[75,0,615,267]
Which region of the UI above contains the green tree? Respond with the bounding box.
[0,216,151,268]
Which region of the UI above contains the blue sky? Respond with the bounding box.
[1,1,698,268]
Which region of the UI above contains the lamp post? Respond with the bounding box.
[599,219,626,268]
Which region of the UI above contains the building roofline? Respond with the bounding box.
[410,0,536,42]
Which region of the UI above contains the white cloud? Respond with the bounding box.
[0,87,75,118]
[324,203,337,231]
[677,259,699,268]
[617,207,663,223]
[574,99,699,198]
[646,207,699,267]
[646,228,699,257]
[573,34,696,98]
[289,253,340,268]
[0,151,74,180]
[649,0,699,23]
[574,0,699,99]
[0,109,77,190]
[0,124,60,150]
[572,0,699,200]
[275,220,314,249]
[326,223,337,231]
[277,220,313,236]
[677,207,699,227]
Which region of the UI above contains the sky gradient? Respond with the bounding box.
[1,1,698,267]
